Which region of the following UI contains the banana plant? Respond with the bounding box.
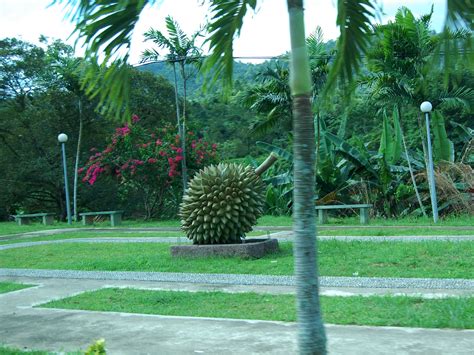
[379,108,402,165]
[431,111,455,162]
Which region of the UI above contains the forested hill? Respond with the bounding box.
[135,60,267,97]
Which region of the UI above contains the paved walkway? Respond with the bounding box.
[1,276,473,354]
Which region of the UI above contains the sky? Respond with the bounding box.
[0,0,446,64]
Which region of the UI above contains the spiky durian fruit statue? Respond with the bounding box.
[180,154,277,245]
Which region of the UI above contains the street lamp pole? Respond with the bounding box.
[58,133,72,225]
[420,101,438,223]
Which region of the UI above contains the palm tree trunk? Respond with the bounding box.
[287,1,326,354]
[397,105,426,217]
[73,98,83,222]
[172,62,182,136]
[179,61,188,190]
[173,61,187,191]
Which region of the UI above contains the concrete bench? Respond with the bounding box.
[79,211,124,227]
[13,213,55,226]
[315,204,373,225]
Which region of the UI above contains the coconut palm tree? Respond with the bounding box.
[141,16,203,189]
[53,1,473,353]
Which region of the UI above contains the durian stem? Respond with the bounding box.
[255,153,278,176]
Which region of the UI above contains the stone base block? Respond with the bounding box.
[170,238,279,259]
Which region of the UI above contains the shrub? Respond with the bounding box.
[80,115,218,219]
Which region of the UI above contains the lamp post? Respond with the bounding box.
[420,101,438,223]
[58,133,72,225]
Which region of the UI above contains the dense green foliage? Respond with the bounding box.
[0,5,472,221]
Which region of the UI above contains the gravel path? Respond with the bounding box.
[1,268,473,290]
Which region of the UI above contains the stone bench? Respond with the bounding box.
[79,211,124,227]
[315,204,373,224]
[13,213,55,226]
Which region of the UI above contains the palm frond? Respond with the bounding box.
[437,1,474,85]
[52,0,152,121]
[203,0,257,89]
[250,107,288,137]
[445,0,474,30]
[143,28,174,53]
[324,0,375,92]
[140,48,161,63]
[438,86,474,110]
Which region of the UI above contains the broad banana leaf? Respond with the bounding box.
[431,111,455,162]
[379,108,402,165]
[324,131,378,178]
[256,141,293,162]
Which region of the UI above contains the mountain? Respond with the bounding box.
[135,60,268,98]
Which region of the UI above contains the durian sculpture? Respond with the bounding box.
[180,154,277,244]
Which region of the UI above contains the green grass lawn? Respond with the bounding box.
[0,231,267,246]
[1,214,472,236]
[1,241,472,278]
[40,287,474,329]
[314,228,474,236]
[257,214,474,227]
[0,346,51,355]
[0,281,35,294]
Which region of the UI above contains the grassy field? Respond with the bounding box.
[40,288,474,329]
[257,214,474,227]
[0,281,35,294]
[0,346,51,355]
[0,231,267,246]
[1,214,472,236]
[1,241,472,278]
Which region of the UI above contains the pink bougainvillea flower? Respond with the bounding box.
[115,124,130,136]
[155,139,162,146]
[159,150,166,157]
[175,155,183,162]
[176,148,183,154]
[147,158,157,164]
[132,114,140,123]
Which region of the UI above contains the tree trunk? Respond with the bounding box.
[179,61,188,190]
[287,1,327,354]
[173,61,187,192]
[73,98,83,222]
[172,62,182,135]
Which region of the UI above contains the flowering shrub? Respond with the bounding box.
[80,115,218,218]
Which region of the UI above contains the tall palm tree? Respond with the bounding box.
[364,6,473,216]
[241,27,331,137]
[141,16,203,189]
[53,1,473,353]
